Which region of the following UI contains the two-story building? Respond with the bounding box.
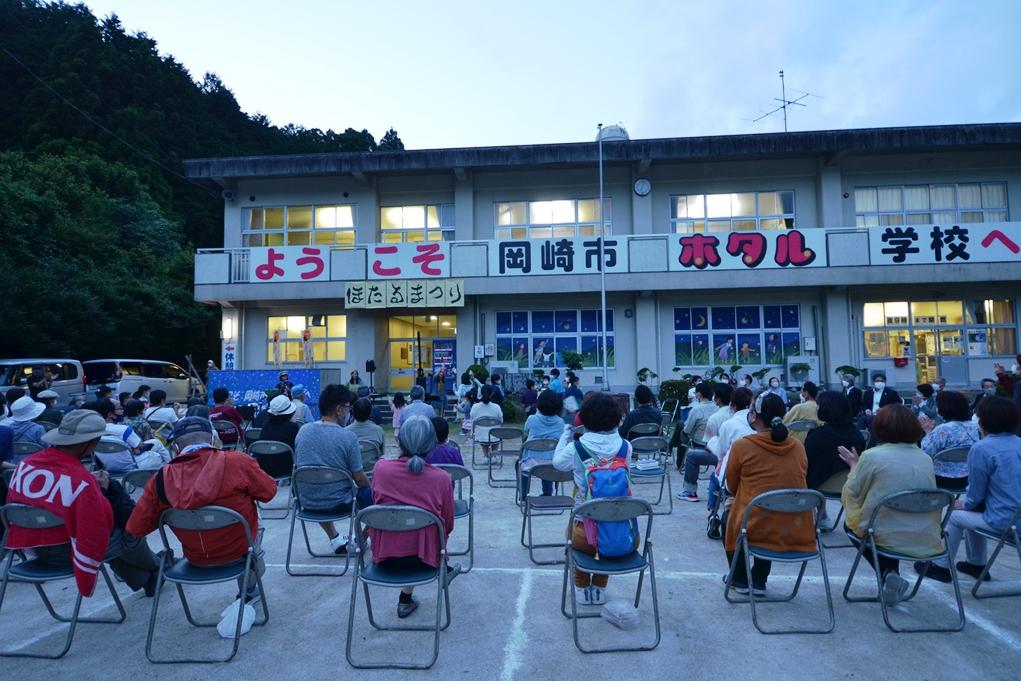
[186,123,1021,394]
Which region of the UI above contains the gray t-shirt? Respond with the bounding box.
[295,420,363,509]
[400,400,436,426]
[346,420,385,453]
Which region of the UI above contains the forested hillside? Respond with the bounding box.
[0,0,402,363]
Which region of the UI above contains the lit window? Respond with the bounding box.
[493,199,611,240]
[243,205,357,248]
[862,298,1016,360]
[495,309,615,368]
[380,204,454,242]
[854,182,1008,227]
[671,191,795,233]
[672,305,800,368]
[267,314,346,364]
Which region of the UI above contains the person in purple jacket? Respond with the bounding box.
[426,417,464,466]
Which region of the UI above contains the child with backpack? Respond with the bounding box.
[552,392,637,607]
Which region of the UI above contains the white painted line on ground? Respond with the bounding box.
[499,570,533,681]
[922,583,1021,651]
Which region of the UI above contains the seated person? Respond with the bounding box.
[618,385,661,440]
[209,387,245,446]
[912,383,939,421]
[469,386,503,457]
[856,373,902,431]
[723,394,815,596]
[367,415,458,618]
[919,390,979,490]
[346,397,385,457]
[8,410,162,598]
[839,405,942,606]
[291,384,316,424]
[520,379,538,416]
[354,386,383,425]
[295,385,372,554]
[5,396,47,449]
[259,394,301,451]
[426,417,464,466]
[928,397,1021,583]
[678,382,720,503]
[127,417,277,605]
[123,399,155,441]
[683,382,717,446]
[520,389,565,497]
[804,390,867,490]
[782,381,822,443]
[36,389,64,426]
[85,399,142,475]
[143,389,179,425]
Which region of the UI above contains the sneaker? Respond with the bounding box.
[956,561,992,581]
[397,598,418,618]
[751,585,767,598]
[329,534,349,555]
[574,586,592,605]
[677,492,700,502]
[588,586,606,605]
[723,575,749,595]
[914,560,952,583]
[883,573,909,606]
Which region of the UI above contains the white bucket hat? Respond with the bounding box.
[267,394,296,416]
[10,395,45,422]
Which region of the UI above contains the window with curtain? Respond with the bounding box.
[380,204,455,242]
[494,199,611,240]
[671,191,795,233]
[854,182,1008,227]
[267,315,347,363]
[243,205,357,247]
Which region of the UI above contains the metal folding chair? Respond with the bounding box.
[12,441,42,463]
[436,464,474,573]
[0,504,126,659]
[627,422,661,440]
[933,446,970,494]
[145,505,269,663]
[817,469,853,548]
[515,438,559,508]
[243,428,262,451]
[630,436,673,515]
[842,488,965,633]
[359,440,383,473]
[121,467,160,500]
[286,465,357,576]
[93,440,136,477]
[248,440,294,520]
[212,420,243,451]
[787,420,818,434]
[470,416,502,470]
[520,464,575,564]
[559,498,660,653]
[345,505,452,670]
[723,489,835,634]
[487,426,523,488]
[660,398,679,422]
[36,421,58,432]
[147,420,173,443]
[970,503,1021,599]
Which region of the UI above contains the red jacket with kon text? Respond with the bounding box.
[5,448,114,597]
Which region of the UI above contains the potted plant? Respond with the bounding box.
[834,365,862,378]
[561,350,584,372]
[467,363,489,384]
[751,367,771,382]
[636,367,658,385]
[789,362,812,382]
[658,379,691,406]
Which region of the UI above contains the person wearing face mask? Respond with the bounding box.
[857,373,900,431]
[842,374,863,417]
[911,384,938,421]
[782,381,822,444]
[760,377,786,406]
[971,378,999,414]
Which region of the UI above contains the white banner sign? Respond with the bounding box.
[868,223,1021,265]
[666,229,828,271]
[248,246,328,283]
[368,242,450,279]
[488,237,630,276]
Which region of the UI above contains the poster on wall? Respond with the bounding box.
[206,369,320,419]
[967,331,988,356]
[433,340,456,375]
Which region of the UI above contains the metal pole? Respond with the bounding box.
[598,124,608,390]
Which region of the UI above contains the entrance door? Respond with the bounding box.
[386,314,457,393]
[388,338,433,392]
[913,328,963,384]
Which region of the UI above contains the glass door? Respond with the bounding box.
[386,314,456,393]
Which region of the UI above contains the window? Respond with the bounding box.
[673,305,800,368]
[671,191,795,233]
[854,182,1008,227]
[495,310,614,369]
[243,205,356,247]
[380,204,454,242]
[862,299,1016,358]
[267,315,347,364]
[494,199,611,240]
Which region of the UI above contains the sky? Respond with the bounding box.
[81,0,1021,150]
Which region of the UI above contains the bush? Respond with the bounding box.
[561,351,583,371]
[659,379,691,406]
[467,363,489,384]
[501,398,518,422]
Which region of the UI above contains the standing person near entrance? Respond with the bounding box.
[401,386,436,426]
[548,368,565,395]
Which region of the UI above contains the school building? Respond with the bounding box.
[185,123,1021,394]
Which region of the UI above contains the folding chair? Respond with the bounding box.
[93,440,136,477]
[12,441,42,463]
[559,498,660,653]
[0,504,126,659]
[212,420,243,451]
[630,436,673,515]
[243,428,262,451]
[286,465,357,577]
[488,426,523,488]
[470,416,502,470]
[520,464,575,565]
[970,503,1021,599]
[515,438,559,508]
[858,429,871,448]
[933,446,970,494]
[248,441,295,520]
[121,467,160,500]
[817,469,853,549]
[36,421,58,432]
[436,464,474,572]
[787,420,818,434]
[842,488,965,633]
[345,505,452,670]
[723,489,835,634]
[147,420,173,443]
[145,505,269,664]
[660,398,678,422]
[627,422,661,440]
[359,441,383,473]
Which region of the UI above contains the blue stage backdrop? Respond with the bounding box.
[206,370,320,420]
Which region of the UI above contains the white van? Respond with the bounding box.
[82,359,201,404]
[0,358,87,405]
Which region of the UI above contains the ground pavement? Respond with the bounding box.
[2,436,1020,680]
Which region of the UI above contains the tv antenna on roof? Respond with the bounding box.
[746,70,819,132]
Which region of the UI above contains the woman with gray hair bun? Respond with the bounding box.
[366,415,461,618]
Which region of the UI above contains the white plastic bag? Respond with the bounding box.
[217,599,256,638]
[600,599,640,630]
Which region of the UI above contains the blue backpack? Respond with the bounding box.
[574,440,638,559]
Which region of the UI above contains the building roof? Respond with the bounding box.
[183,122,1021,186]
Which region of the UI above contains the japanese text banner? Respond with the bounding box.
[868,223,1021,265]
[666,229,828,271]
[368,242,450,279]
[248,246,328,283]
[489,237,630,276]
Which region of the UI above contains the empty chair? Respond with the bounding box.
[487,426,523,488]
[520,463,575,564]
[630,436,673,515]
[145,506,269,664]
[559,498,660,653]
[516,437,560,508]
[626,422,661,440]
[0,504,126,659]
[787,420,818,434]
[470,416,502,470]
[435,464,475,573]
[212,420,243,451]
[842,489,965,633]
[932,446,970,493]
[816,469,853,549]
[346,505,453,670]
[248,440,295,520]
[970,503,1021,599]
[723,489,835,634]
[286,465,357,576]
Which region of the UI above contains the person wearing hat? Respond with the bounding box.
[275,371,294,399]
[400,385,436,426]
[36,389,64,426]
[5,409,163,597]
[4,395,47,449]
[290,384,314,424]
[367,414,459,618]
[259,394,300,451]
[127,416,278,607]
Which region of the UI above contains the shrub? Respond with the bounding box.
[467,363,489,383]
[659,379,691,406]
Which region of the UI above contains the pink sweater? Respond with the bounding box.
[367,459,455,567]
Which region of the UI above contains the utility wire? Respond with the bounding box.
[2,46,219,196]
